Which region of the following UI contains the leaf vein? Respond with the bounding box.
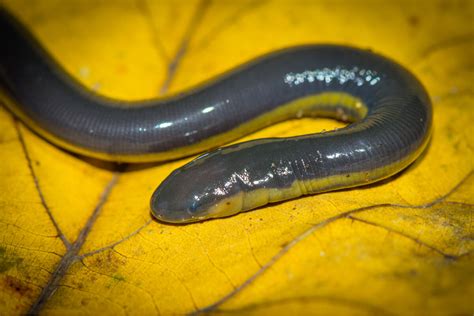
[191,170,473,314]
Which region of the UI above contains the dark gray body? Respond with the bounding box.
[0,8,432,223]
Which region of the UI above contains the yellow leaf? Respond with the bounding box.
[0,0,473,315]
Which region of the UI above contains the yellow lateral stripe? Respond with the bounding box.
[205,127,431,221]
[1,90,367,162]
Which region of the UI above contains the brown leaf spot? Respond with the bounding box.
[89,250,127,274]
[408,15,420,27]
[2,275,33,298]
[81,298,90,306]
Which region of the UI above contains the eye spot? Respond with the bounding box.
[226,202,230,205]
[189,201,198,213]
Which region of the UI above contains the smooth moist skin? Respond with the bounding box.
[0,8,432,223]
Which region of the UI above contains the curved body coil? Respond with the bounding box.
[0,8,431,223]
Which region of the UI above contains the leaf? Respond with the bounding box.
[0,0,473,315]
